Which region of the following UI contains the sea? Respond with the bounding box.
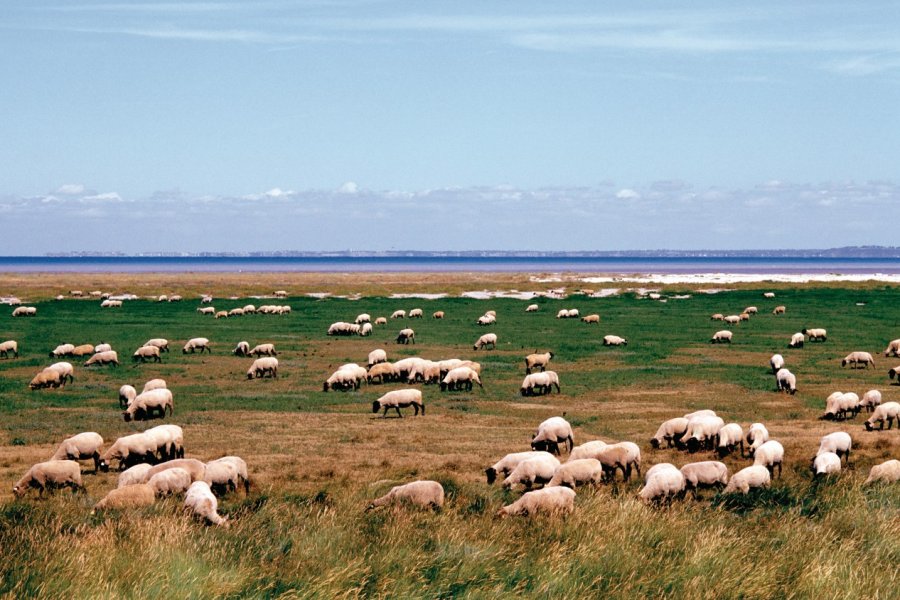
[1,256,900,274]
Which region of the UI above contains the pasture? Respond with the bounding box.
[0,273,898,598]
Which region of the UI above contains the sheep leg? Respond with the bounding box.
[394,406,403,418]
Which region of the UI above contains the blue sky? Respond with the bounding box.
[2,1,898,252]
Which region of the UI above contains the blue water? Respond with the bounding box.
[1,256,899,273]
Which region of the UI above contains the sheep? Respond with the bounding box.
[242,304,256,314]
[93,343,112,353]
[473,333,497,350]
[85,350,119,367]
[100,299,122,308]
[183,337,211,354]
[710,330,733,344]
[396,328,415,344]
[71,344,95,357]
[723,315,741,325]
[49,343,75,358]
[812,452,841,477]
[567,440,608,462]
[556,309,570,319]
[802,327,827,342]
[12,306,37,317]
[753,440,784,478]
[864,401,900,431]
[548,458,604,488]
[773,305,786,315]
[519,371,561,396]
[359,323,373,336]
[197,306,216,315]
[581,314,600,324]
[744,306,758,315]
[723,465,771,494]
[524,351,554,374]
[501,454,562,489]
[476,313,496,326]
[680,461,729,498]
[497,486,576,518]
[860,389,882,413]
[485,451,554,484]
[367,348,387,368]
[13,460,83,497]
[92,484,156,512]
[603,335,627,346]
[764,292,776,298]
[650,418,689,449]
[710,313,725,321]
[327,322,358,336]
[228,308,245,317]
[594,442,642,482]
[132,345,161,363]
[788,332,805,348]
[883,339,900,358]
[47,361,75,384]
[432,310,444,319]
[679,415,725,452]
[148,467,193,496]
[890,366,900,381]
[123,388,174,422]
[375,317,387,325]
[337,364,367,388]
[51,432,104,472]
[355,313,371,324]
[99,432,159,471]
[637,463,685,504]
[440,366,483,391]
[390,309,406,319]
[142,378,167,393]
[817,432,852,463]
[525,304,539,312]
[323,368,358,392]
[118,464,154,488]
[215,311,229,319]
[821,391,860,421]
[684,409,717,420]
[146,459,207,484]
[246,357,278,379]
[273,290,288,298]
[29,368,62,390]
[531,416,574,455]
[775,368,797,395]
[716,423,744,457]
[204,456,251,494]
[770,354,785,374]
[864,459,900,485]
[118,384,137,408]
[372,389,424,417]
[0,340,18,359]
[842,351,875,369]
[746,423,769,455]
[184,481,227,526]
[233,341,251,356]
[408,308,424,319]
[366,480,444,511]
[367,362,398,384]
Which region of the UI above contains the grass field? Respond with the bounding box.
[0,273,898,599]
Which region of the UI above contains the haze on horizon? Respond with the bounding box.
[2,1,898,254]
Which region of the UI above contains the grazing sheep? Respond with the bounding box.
[241,304,256,314]
[355,313,371,324]
[890,366,900,382]
[723,465,771,494]
[85,350,119,367]
[821,392,860,421]
[435,358,464,379]
[520,371,561,396]
[716,423,744,457]
[246,357,278,379]
[812,452,841,477]
[375,317,387,325]
[367,362,399,384]
[739,312,751,321]
[531,416,574,455]
[485,451,555,484]
[118,384,137,408]
[680,461,729,498]
[143,424,184,461]
[548,458,604,488]
[496,486,575,518]
[473,333,497,350]
[723,315,741,325]
[142,378,167,393]
[683,409,717,420]
[372,389,424,417]
[29,368,62,390]
[396,328,416,344]
[860,389,882,413]
[864,459,900,485]
[184,481,227,526]
[215,311,229,319]
[817,432,852,462]
[132,345,161,363]
[47,361,75,384]
[143,339,169,352]
[12,306,37,317]
[746,423,769,455]
[753,440,784,478]
[476,313,496,326]
[182,337,211,354]
[773,305,786,314]
[802,328,827,342]
[408,308,424,319]
[367,348,387,368]
[49,343,75,358]
[524,351,554,374]
[775,368,797,395]
[864,401,900,431]
[501,454,562,489]
[525,304,539,312]
[204,456,251,494]
[327,322,359,336]
[650,418,689,449]
[323,368,358,392]
[769,354,785,374]
[13,460,82,497]
[788,332,805,348]
[117,464,154,488]
[197,306,215,315]
[679,415,725,452]
[148,467,193,496]
[580,314,600,324]
[883,339,900,357]
[744,306,758,315]
[99,432,159,471]
[366,480,444,511]
[594,442,642,482]
[638,463,685,504]
[432,310,444,319]
[0,340,18,359]
[93,343,112,353]
[567,440,608,462]
[145,459,207,485]
[71,344,95,357]
[710,330,733,344]
[228,308,245,317]
[764,292,776,298]
[440,366,482,391]
[92,484,156,512]
[710,313,725,321]
[603,335,627,346]
[359,323,373,336]
[233,341,251,356]
[390,310,406,319]
[842,351,875,369]
[51,432,104,472]
[123,388,174,422]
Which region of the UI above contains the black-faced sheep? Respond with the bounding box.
[769,354,785,373]
[144,338,169,353]
[864,459,900,485]
[0,340,18,359]
[710,330,732,344]
[864,401,900,431]
[51,432,104,472]
[367,348,387,368]
[638,463,685,504]
[548,459,604,488]
[716,423,744,457]
[366,480,444,511]
[593,442,642,482]
[13,460,83,497]
[603,335,627,346]
[531,416,574,455]
[497,486,575,518]
[432,310,445,319]
[723,465,771,494]
[396,328,415,344]
[440,366,482,392]
[524,351,554,374]
[650,417,689,449]
[501,454,561,489]
[520,371,561,396]
[99,432,159,471]
[680,461,729,498]
[132,345,161,363]
[182,337,211,354]
[372,389,424,417]
[883,339,900,358]
[788,332,805,348]
[92,484,156,512]
[802,328,827,342]
[233,341,251,356]
[860,389,882,413]
[85,350,119,367]
[811,452,841,477]
[250,343,277,357]
[123,388,174,422]
[204,456,251,495]
[473,333,497,350]
[753,440,784,478]
[775,368,797,394]
[246,357,278,379]
[485,451,555,484]
[842,351,875,369]
[746,423,769,456]
[148,467,193,496]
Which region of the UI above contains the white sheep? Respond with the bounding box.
[864,401,900,431]
[519,371,561,396]
[802,327,827,342]
[143,424,185,461]
[396,328,416,344]
[723,315,741,325]
[773,305,786,314]
[118,384,137,408]
[375,317,387,325]
[524,351,554,374]
[764,292,776,298]
[581,314,600,324]
[723,465,771,494]
[525,304,539,312]
[440,366,483,392]
[473,333,497,350]
[864,459,900,485]
[355,313,371,324]
[327,322,357,336]
[367,348,387,368]
[372,389,424,417]
[323,368,358,392]
[710,313,725,321]
[50,432,104,472]
[184,481,227,526]
[679,415,725,452]
[142,378,167,393]
[775,368,797,395]
[148,467,193,496]
[680,461,729,497]
[603,335,628,346]
[746,423,769,455]
[13,460,83,497]
[228,308,245,317]
[683,409,717,420]
[476,313,496,326]
[85,350,119,367]
[650,418,689,449]
[132,345,161,363]
[860,389,882,413]
[144,338,170,352]
[247,356,278,379]
[744,306,758,315]
[93,343,112,353]
[531,416,574,455]
[547,458,604,488]
[367,362,398,384]
[890,366,900,382]
[817,431,852,462]
[390,309,406,319]
[242,304,256,314]
[183,337,211,354]
[123,388,174,422]
[883,339,900,357]
[197,306,216,315]
[788,332,805,348]
[366,480,444,511]
[753,440,784,478]
[716,423,744,457]
[0,340,19,359]
[769,354,785,374]
[594,442,642,482]
[72,343,95,357]
[485,451,556,484]
[812,452,841,477]
[359,323,373,336]
[432,310,445,319]
[29,368,62,390]
[710,330,733,344]
[638,463,685,504]
[566,440,608,463]
[12,306,37,317]
[497,486,575,518]
[501,454,562,489]
[204,456,251,494]
[842,351,875,369]
[49,343,75,358]
[117,464,154,488]
[145,459,207,484]
[408,308,424,319]
[93,484,156,512]
[99,432,159,471]
[47,361,75,384]
[233,341,251,356]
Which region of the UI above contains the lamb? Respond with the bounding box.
[812,452,841,477]
[497,486,576,517]
[148,467,193,496]
[473,333,497,350]
[524,351,554,374]
[432,311,445,319]
[860,389,882,413]
[594,442,642,482]
[367,348,387,368]
[531,416,574,455]
[501,454,561,489]
[396,328,416,344]
[769,354,785,374]
[92,484,156,512]
[864,401,900,431]
[366,480,444,511]
[525,304,539,312]
[13,460,82,497]
[142,378,167,393]
[603,335,627,346]
[93,343,112,353]
[123,388,174,422]
[143,424,185,461]
[746,423,769,455]
[0,340,18,359]
[233,341,251,356]
[355,313,371,324]
[29,368,62,390]
[680,461,729,498]
[753,440,784,478]
[864,459,900,485]
[650,417,689,449]
[716,423,744,457]
[204,456,251,494]
[638,463,685,504]
[567,440,608,461]
[773,305,786,314]
[408,308,424,318]
[132,345,161,363]
[184,481,227,526]
[372,389,425,417]
[802,327,827,342]
[485,451,556,484]
[723,465,771,494]
[775,368,797,394]
[883,339,900,357]
[788,332,805,348]
[581,314,600,324]
[117,464,154,488]
[679,415,725,452]
[246,357,278,379]
[710,330,733,343]
[367,362,398,384]
[51,432,104,472]
[71,344,95,356]
[842,351,875,369]
[440,366,482,391]
[519,371,561,396]
[118,384,137,408]
[548,458,604,488]
[817,432,852,462]
[182,337,211,354]
[390,309,406,319]
[99,432,159,471]
[85,350,119,367]
[49,343,75,358]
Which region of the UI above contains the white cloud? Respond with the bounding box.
[616,188,640,199]
[55,183,85,195]
[81,192,122,202]
[264,187,294,198]
[337,181,358,194]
